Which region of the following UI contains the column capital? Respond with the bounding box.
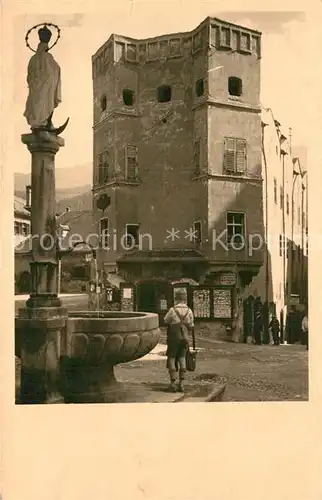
[21,131,65,154]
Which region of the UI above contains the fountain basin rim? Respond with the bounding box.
[66,310,160,333]
[67,310,157,319]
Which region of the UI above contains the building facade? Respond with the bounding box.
[244,108,308,335]
[14,195,31,248]
[92,17,264,319]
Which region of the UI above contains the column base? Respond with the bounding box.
[15,305,68,404]
[26,293,62,309]
[61,357,124,404]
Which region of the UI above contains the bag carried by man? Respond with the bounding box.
[173,307,197,372]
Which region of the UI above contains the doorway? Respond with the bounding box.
[136,278,173,324]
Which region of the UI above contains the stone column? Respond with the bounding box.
[15,131,68,404]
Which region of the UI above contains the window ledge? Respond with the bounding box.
[93,179,141,192]
[238,48,252,55]
[228,96,242,102]
[193,173,262,183]
[207,97,261,113]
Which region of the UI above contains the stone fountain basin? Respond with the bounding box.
[62,310,161,365]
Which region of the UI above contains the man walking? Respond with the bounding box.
[164,290,194,393]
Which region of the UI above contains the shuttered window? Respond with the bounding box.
[194,139,201,174]
[125,145,138,181]
[97,150,109,185]
[223,138,246,174]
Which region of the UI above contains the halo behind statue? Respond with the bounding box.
[25,22,61,52]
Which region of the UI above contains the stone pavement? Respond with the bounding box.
[15,335,308,403]
[116,336,308,402]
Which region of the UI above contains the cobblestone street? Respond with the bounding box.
[116,334,309,402]
[15,332,308,402]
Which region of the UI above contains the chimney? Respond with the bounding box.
[25,185,32,210]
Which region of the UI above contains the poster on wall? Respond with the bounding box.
[219,272,236,286]
[121,286,134,311]
[192,289,211,318]
[213,289,232,319]
[123,288,132,299]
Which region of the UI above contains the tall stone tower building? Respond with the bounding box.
[92,17,263,291]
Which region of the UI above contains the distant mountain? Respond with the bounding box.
[56,190,92,212]
[14,162,92,191]
[14,162,92,204]
[15,184,91,202]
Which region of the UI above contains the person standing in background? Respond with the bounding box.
[301,312,308,350]
[269,315,280,345]
[253,310,263,345]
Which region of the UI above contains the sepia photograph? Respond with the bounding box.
[13,10,309,405]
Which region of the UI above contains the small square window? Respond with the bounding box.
[228,77,242,97]
[157,85,171,103]
[125,224,140,248]
[123,88,135,106]
[195,78,204,97]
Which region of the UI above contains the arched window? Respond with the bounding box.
[228,77,243,97]
[157,85,172,103]
[123,88,135,106]
[100,95,107,111]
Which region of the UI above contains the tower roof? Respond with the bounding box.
[92,16,261,59]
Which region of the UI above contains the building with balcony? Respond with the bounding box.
[91,17,264,320]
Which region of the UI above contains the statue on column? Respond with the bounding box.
[24,23,69,135]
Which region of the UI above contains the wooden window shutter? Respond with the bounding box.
[102,151,109,183]
[224,138,246,174]
[126,146,138,180]
[236,139,246,173]
[98,153,103,184]
[194,139,201,173]
[224,138,236,172]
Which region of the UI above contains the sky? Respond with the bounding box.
[10,5,320,173]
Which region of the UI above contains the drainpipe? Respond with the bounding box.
[261,121,269,343]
